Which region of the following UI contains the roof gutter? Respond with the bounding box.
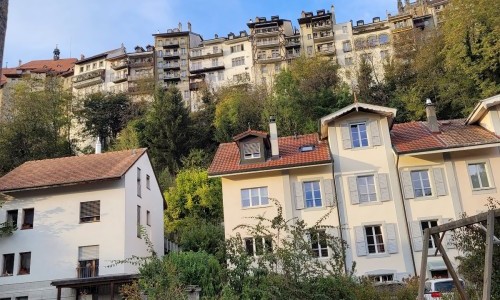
[398,142,500,157]
[208,162,332,178]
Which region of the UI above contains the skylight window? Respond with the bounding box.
[300,145,315,152]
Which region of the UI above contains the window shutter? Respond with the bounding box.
[385,223,399,254]
[370,120,382,146]
[348,176,359,205]
[440,219,455,249]
[294,182,305,210]
[323,179,335,207]
[411,221,423,252]
[79,245,99,260]
[401,171,414,199]
[377,173,391,202]
[433,168,447,196]
[341,123,352,149]
[354,226,367,256]
[80,201,100,219]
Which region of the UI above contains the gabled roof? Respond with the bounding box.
[17,58,77,73]
[465,94,500,125]
[320,102,397,138]
[0,149,147,193]
[0,68,17,85]
[76,47,125,65]
[232,129,269,141]
[208,133,331,176]
[391,120,500,154]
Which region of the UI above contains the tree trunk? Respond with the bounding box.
[0,0,8,78]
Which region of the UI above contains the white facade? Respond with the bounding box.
[0,152,164,299]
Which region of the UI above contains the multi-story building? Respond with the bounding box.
[284,29,301,61]
[333,20,355,83]
[247,16,293,86]
[126,45,155,102]
[298,7,336,58]
[223,31,253,85]
[153,22,203,109]
[0,148,164,299]
[209,94,500,281]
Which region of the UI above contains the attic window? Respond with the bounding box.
[300,145,315,152]
[243,143,260,159]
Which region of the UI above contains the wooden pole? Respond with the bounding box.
[110,282,115,300]
[417,228,430,300]
[57,287,61,300]
[432,233,469,300]
[482,210,494,300]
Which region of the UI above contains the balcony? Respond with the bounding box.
[160,40,180,48]
[285,39,301,48]
[112,74,128,83]
[286,52,301,59]
[128,74,154,82]
[110,60,128,70]
[317,46,336,55]
[160,73,181,81]
[190,63,225,74]
[313,33,334,42]
[72,69,105,89]
[129,59,153,68]
[312,21,332,31]
[256,40,280,49]
[77,263,98,278]
[162,52,180,59]
[189,81,205,91]
[159,62,180,70]
[257,55,282,63]
[190,50,223,61]
[254,26,280,37]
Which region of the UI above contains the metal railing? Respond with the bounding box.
[76,265,98,278]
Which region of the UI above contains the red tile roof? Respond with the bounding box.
[0,68,17,84]
[391,120,500,154]
[233,129,269,141]
[0,149,147,192]
[17,58,77,73]
[208,133,331,176]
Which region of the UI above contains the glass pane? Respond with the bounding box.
[414,189,423,197]
[305,190,313,201]
[359,194,368,203]
[242,198,250,207]
[376,235,384,244]
[374,226,382,234]
[315,198,322,207]
[304,182,312,192]
[470,174,480,189]
[424,188,432,196]
[352,138,360,148]
[411,171,420,181]
[377,244,385,252]
[313,181,320,190]
[251,195,260,206]
[313,190,321,199]
[245,239,254,256]
[255,238,264,255]
[367,176,374,184]
[306,199,314,208]
[321,249,328,257]
[361,138,369,147]
[261,195,269,205]
[366,235,374,244]
[368,245,376,253]
[478,164,489,187]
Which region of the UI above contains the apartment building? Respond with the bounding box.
[127,45,155,102]
[210,94,500,282]
[153,22,203,109]
[298,7,336,58]
[247,16,293,86]
[0,149,164,299]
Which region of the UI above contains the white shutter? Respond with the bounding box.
[79,245,99,260]
[348,176,359,205]
[401,171,415,199]
[341,123,352,149]
[440,218,455,249]
[354,226,367,256]
[411,221,423,252]
[377,173,391,202]
[370,120,382,146]
[385,223,399,254]
[433,168,447,196]
[294,182,305,210]
[323,179,335,207]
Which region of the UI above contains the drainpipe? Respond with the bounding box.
[395,153,418,276]
[331,158,349,275]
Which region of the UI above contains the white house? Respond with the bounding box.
[0,148,164,300]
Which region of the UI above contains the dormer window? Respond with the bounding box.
[243,143,261,159]
[350,122,369,148]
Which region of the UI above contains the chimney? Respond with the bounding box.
[425,99,440,133]
[331,5,336,24]
[178,22,182,31]
[18,60,22,67]
[95,137,102,154]
[188,21,192,32]
[80,54,85,60]
[269,116,279,159]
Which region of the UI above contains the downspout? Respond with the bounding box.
[331,158,349,275]
[395,152,418,276]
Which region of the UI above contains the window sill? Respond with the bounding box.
[242,204,272,210]
[17,273,30,276]
[412,196,437,201]
[303,206,326,211]
[359,201,382,207]
[471,187,496,195]
[365,252,390,259]
[79,220,101,224]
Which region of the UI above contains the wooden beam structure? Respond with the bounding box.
[417,208,499,300]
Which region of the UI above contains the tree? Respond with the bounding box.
[0,77,73,174]
[0,0,8,79]
[140,87,189,178]
[76,92,131,151]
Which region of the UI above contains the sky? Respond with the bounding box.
[4,0,396,67]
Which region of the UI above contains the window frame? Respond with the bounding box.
[2,253,14,276]
[244,236,273,256]
[146,174,151,190]
[79,201,101,223]
[18,252,31,275]
[357,175,377,203]
[370,274,394,283]
[137,205,141,238]
[137,167,142,198]
[467,161,493,190]
[241,187,269,208]
[365,225,385,254]
[6,209,18,229]
[303,180,322,208]
[309,229,329,258]
[243,142,261,159]
[411,170,433,198]
[420,220,438,249]
[350,122,369,148]
[21,208,34,230]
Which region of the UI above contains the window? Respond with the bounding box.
[370,274,394,283]
[354,38,366,50]
[86,65,90,71]
[307,46,313,55]
[421,220,438,249]
[379,34,389,45]
[99,61,103,67]
[342,41,352,52]
[310,230,328,258]
[92,63,97,69]
[350,122,368,148]
[468,163,490,189]
[21,208,34,230]
[6,210,18,228]
[357,175,377,203]
[380,50,389,60]
[367,35,378,47]
[307,34,312,40]
[146,174,151,190]
[157,50,163,57]
[342,26,348,34]
[80,201,100,223]
[345,57,354,66]
[365,225,385,254]
[244,236,272,256]
[411,170,432,197]
[241,187,268,208]
[78,245,99,278]
[180,48,186,55]
[79,66,84,72]
[137,205,141,238]
[137,167,142,198]
[18,252,31,275]
[16,297,28,300]
[230,44,244,53]
[231,56,245,67]
[303,181,322,208]
[2,253,14,276]
[243,142,260,159]
[147,210,151,226]
[218,71,224,81]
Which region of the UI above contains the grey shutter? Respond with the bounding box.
[377,173,391,202]
[294,182,305,210]
[348,176,359,205]
[401,171,415,199]
[433,168,447,196]
[370,120,382,146]
[323,179,335,207]
[341,123,352,149]
[385,223,398,254]
[411,221,423,252]
[354,226,367,256]
[440,219,455,249]
[79,245,99,260]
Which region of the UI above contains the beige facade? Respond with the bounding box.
[127,45,155,102]
[298,7,336,58]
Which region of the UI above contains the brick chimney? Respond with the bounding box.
[269,116,279,159]
[425,99,440,133]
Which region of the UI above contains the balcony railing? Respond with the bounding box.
[160,40,180,48]
[317,46,336,55]
[77,265,99,278]
[160,73,181,80]
[257,55,282,63]
[110,60,128,70]
[112,74,128,83]
[189,63,225,74]
[254,27,279,36]
[162,51,180,59]
[256,40,280,48]
[158,62,180,70]
[285,40,301,47]
[72,69,105,89]
[190,50,224,60]
[129,59,153,68]
[286,52,301,59]
[312,21,332,31]
[313,33,334,42]
[128,74,154,81]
